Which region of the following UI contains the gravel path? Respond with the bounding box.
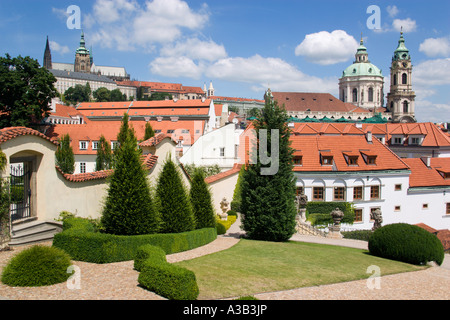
[0,219,449,300]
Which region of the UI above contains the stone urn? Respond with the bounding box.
[328,208,344,239]
[219,197,229,221]
[370,208,383,231]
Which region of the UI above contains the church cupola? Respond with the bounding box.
[393,30,410,61]
[355,36,369,63]
[74,31,91,73]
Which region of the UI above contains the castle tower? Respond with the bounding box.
[74,31,91,73]
[208,81,215,97]
[339,36,384,111]
[43,36,52,70]
[387,31,416,123]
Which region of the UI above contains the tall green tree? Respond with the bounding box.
[240,94,297,242]
[95,135,112,171]
[190,169,216,229]
[55,134,75,174]
[156,157,195,233]
[64,84,91,105]
[144,122,155,141]
[101,121,159,235]
[0,54,58,128]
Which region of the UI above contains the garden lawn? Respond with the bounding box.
[175,239,426,299]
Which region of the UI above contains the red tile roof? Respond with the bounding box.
[272,92,364,113]
[415,223,450,251]
[205,163,242,184]
[361,123,450,147]
[415,223,438,233]
[139,133,172,147]
[0,127,58,146]
[51,104,85,119]
[56,166,113,182]
[403,157,450,188]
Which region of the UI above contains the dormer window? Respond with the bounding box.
[293,156,303,166]
[321,151,333,165]
[79,141,88,150]
[360,151,377,165]
[367,156,376,165]
[343,152,359,166]
[437,169,450,180]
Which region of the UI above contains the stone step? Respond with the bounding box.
[9,220,62,247]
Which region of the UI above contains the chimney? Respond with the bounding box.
[421,156,431,168]
[366,131,372,143]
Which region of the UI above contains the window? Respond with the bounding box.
[393,137,403,144]
[423,204,428,210]
[354,209,363,222]
[313,187,324,201]
[220,147,225,157]
[352,88,358,103]
[154,130,162,134]
[446,203,450,215]
[293,156,303,166]
[370,186,380,200]
[167,130,175,134]
[368,88,374,102]
[410,137,420,145]
[367,156,376,165]
[348,156,358,165]
[394,206,401,212]
[80,163,86,174]
[92,141,99,150]
[111,141,119,150]
[79,141,88,150]
[395,184,402,191]
[353,186,363,200]
[333,187,345,201]
[403,101,409,113]
[402,73,407,85]
[322,156,333,165]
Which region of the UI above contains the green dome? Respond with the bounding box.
[342,62,382,77]
[393,32,410,61]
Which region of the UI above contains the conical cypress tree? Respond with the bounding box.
[144,122,155,141]
[190,169,216,229]
[95,135,112,171]
[156,157,195,233]
[101,125,159,235]
[240,94,297,242]
[55,134,75,174]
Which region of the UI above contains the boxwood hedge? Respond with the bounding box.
[52,217,217,264]
[368,223,444,266]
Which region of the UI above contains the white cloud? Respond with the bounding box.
[49,41,70,55]
[149,56,204,79]
[414,58,450,86]
[206,55,337,94]
[419,37,450,57]
[88,0,210,50]
[160,38,227,62]
[386,5,399,18]
[392,18,417,33]
[294,30,358,65]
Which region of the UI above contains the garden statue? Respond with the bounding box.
[295,194,308,222]
[370,208,383,231]
[219,197,229,221]
[328,207,344,239]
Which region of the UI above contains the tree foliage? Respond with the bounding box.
[64,83,91,105]
[0,54,58,128]
[240,95,297,242]
[93,87,127,102]
[95,135,112,171]
[190,169,216,229]
[144,122,155,141]
[101,119,159,235]
[55,134,75,174]
[156,157,195,233]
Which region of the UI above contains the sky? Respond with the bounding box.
[1,0,450,123]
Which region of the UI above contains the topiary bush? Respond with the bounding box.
[1,245,72,287]
[368,223,444,266]
[135,244,199,300]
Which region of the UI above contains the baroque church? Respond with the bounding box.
[338,31,416,123]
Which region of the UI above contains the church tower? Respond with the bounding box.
[74,31,91,73]
[387,31,416,123]
[339,36,384,111]
[43,36,52,70]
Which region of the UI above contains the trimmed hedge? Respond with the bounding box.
[306,201,355,226]
[1,245,72,287]
[134,244,199,300]
[368,223,444,266]
[53,217,217,264]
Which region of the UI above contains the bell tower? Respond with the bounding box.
[74,31,91,73]
[387,31,416,123]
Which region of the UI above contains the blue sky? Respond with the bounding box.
[1,0,450,122]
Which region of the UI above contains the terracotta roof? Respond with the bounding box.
[139,133,172,147]
[361,123,450,147]
[0,127,58,146]
[205,164,242,184]
[56,166,113,182]
[140,153,159,171]
[415,223,450,251]
[403,157,450,188]
[211,96,265,103]
[272,92,358,112]
[50,104,85,119]
[415,223,438,233]
[116,81,204,95]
